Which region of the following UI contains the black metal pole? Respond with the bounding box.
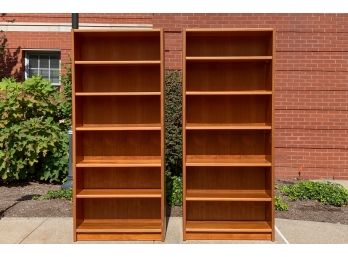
[62,14,79,190]
[72,13,79,29]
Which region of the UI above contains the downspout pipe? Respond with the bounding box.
[61,13,78,189]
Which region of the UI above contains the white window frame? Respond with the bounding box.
[24,49,61,86]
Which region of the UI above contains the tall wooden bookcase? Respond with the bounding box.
[183,28,275,240]
[72,29,165,241]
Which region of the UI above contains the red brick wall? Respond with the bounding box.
[2,13,348,179]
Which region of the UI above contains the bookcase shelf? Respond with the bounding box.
[183,29,274,241]
[75,60,160,65]
[75,156,162,168]
[186,123,272,130]
[75,123,161,131]
[186,189,272,201]
[72,29,164,241]
[186,155,272,167]
[76,189,162,199]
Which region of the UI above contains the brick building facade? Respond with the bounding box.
[2,13,348,179]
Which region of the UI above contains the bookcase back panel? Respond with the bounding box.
[186,167,270,190]
[75,65,160,92]
[186,31,272,56]
[79,198,161,219]
[76,131,160,157]
[186,130,271,156]
[186,95,271,124]
[186,62,272,91]
[187,202,270,221]
[77,167,161,189]
[75,32,160,61]
[76,96,160,125]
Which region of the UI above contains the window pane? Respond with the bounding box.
[50,69,60,84]
[29,68,38,77]
[39,55,49,68]
[40,69,49,80]
[26,51,61,84]
[29,55,39,68]
[50,57,60,69]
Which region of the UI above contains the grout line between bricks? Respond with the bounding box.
[275,225,290,244]
[18,217,48,244]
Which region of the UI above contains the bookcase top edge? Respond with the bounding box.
[185,28,274,32]
[72,28,161,33]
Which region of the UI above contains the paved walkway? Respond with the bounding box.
[1,217,347,244]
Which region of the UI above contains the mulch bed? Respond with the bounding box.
[276,180,348,225]
[1,180,347,225]
[0,181,71,217]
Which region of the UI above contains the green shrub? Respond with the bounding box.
[34,188,72,200]
[275,196,289,211]
[165,70,182,177]
[166,173,183,206]
[0,76,69,183]
[281,181,348,207]
[57,63,72,126]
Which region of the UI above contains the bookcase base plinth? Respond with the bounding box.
[76,233,162,241]
[185,232,272,241]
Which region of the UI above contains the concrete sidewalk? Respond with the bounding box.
[1,217,347,244]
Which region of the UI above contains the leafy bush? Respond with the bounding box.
[34,188,72,200]
[0,76,70,183]
[275,196,289,211]
[281,181,348,207]
[57,63,72,125]
[165,71,182,177]
[166,173,183,206]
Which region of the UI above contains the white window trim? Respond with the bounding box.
[0,22,152,32]
[24,49,61,86]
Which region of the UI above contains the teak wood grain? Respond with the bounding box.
[72,29,164,241]
[186,189,272,201]
[76,189,162,198]
[76,167,161,189]
[76,219,162,233]
[183,28,274,241]
[75,65,160,93]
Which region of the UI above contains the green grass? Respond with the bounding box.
[280,181,348,207]
[33,188,72,200]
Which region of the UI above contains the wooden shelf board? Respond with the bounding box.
[186,221,272,233]
[76,156,161,167]
[186,189,272,201]
[186,90,272,96]
[75,124,161,131]
[186,155,272,167]
[75,92,161,96]
[186,56,272,62]
[76,219,162,233]
[75,60,161,65]
[186,123,272,130]
[76,189,161,199]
